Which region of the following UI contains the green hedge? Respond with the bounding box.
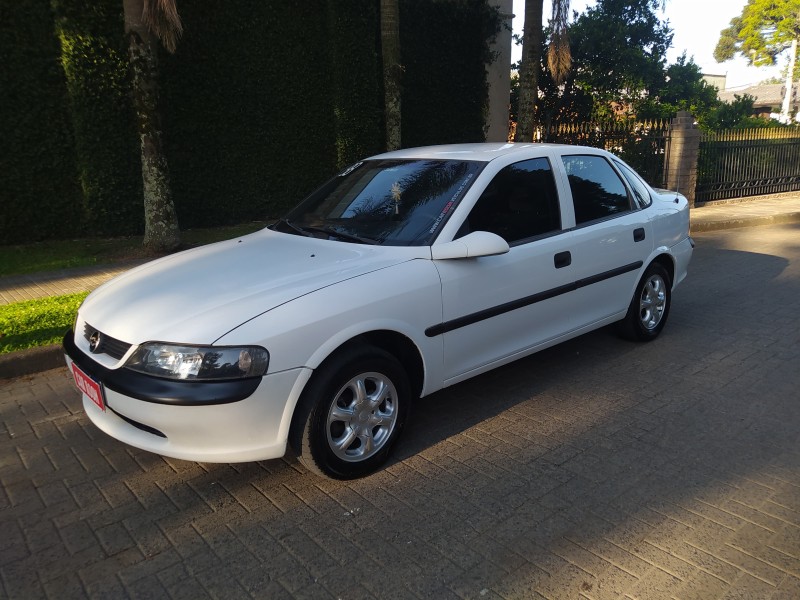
[401,0,500,146]
[0,0,82,245]
[1,0,499,245]
[328,0,385,168]
[160,0,339,226]
[51,0,143,237]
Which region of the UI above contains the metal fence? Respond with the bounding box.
[533,119,800,203]
[538,120,672,187]
[696,128,800,203]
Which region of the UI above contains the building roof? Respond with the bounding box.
[719,83,800,109]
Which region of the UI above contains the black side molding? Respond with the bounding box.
[425,261,643,337]
[63,331,261,406]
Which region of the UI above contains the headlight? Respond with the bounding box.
[125,343,269,380]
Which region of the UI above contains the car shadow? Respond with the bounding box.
[393,241,790,466]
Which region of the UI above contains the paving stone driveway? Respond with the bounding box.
[2,223,799,600]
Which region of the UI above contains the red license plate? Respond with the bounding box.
[71,362,106,411]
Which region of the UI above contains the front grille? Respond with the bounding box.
[83,323,132,360]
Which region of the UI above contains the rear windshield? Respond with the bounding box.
[279,159,484,246]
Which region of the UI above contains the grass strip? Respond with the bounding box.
[0,292,88,354]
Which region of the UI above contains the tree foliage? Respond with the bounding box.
[569,0,671,117]
[510,0,764,133]
[534,0,672,125]
[697,94,770,130]
[636,54,719,121]
[714,0,800,67]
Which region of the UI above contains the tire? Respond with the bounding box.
[618,262,671,342]
[290,345,411,479]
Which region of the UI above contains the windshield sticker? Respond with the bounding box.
[339,161,363,177]
[391,181,402,215]
[429,172,474,234]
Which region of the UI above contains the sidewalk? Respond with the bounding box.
[690,192,800,232]
[0,259,147,306]
[2,195,800,378]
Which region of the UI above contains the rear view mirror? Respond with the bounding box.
[431,231,510,260]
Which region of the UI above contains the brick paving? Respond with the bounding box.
[1,223,799,599]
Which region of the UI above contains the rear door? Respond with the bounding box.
[553,151,653,324]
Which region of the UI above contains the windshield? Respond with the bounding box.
[275,159,484,246]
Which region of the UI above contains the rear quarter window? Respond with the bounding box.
[613,159,653,209]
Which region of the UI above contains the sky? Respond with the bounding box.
[510,0,785,90]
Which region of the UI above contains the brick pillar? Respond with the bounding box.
[665,111,701,207]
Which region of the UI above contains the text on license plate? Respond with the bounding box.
[71,363,105,411]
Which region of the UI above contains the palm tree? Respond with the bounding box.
[122,0,181,252]
[514,0,571,142]
[547,0,571,83]
[381,0,402,151]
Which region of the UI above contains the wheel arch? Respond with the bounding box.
[358,330,425,399]
[650,251,675,287]
[286,328,426,454]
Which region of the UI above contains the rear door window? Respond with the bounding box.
[562,155,632,225]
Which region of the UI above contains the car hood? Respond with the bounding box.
[79,228,428,345]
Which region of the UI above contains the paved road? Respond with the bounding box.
[2,224,799,599]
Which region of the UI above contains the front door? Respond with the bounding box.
[432,156,580,383]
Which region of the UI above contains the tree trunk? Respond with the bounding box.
[381,0,402,151]
[781,37,797,123]
[124,0,180,252]
[514,0,543,142]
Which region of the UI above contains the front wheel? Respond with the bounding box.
[291,346,411,479]
[618,262,671,342]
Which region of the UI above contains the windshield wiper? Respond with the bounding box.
[272,219,377,244]
[272,218,313,237]
[298,225,377,245]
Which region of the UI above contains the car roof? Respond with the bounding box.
[369,142,603,163]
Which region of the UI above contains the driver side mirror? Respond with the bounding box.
[431,231,510,260]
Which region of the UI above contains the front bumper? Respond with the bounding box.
[63,330,312,462]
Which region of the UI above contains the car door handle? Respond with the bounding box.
[633,227,646,242]
[554,251,571,269]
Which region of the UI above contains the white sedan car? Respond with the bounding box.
[64,143,693,478]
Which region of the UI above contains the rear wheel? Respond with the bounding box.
[291,346,410,479]
[618,262,671,342]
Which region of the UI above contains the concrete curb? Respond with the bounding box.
[0,344,63,380]
[691,211,800,233]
